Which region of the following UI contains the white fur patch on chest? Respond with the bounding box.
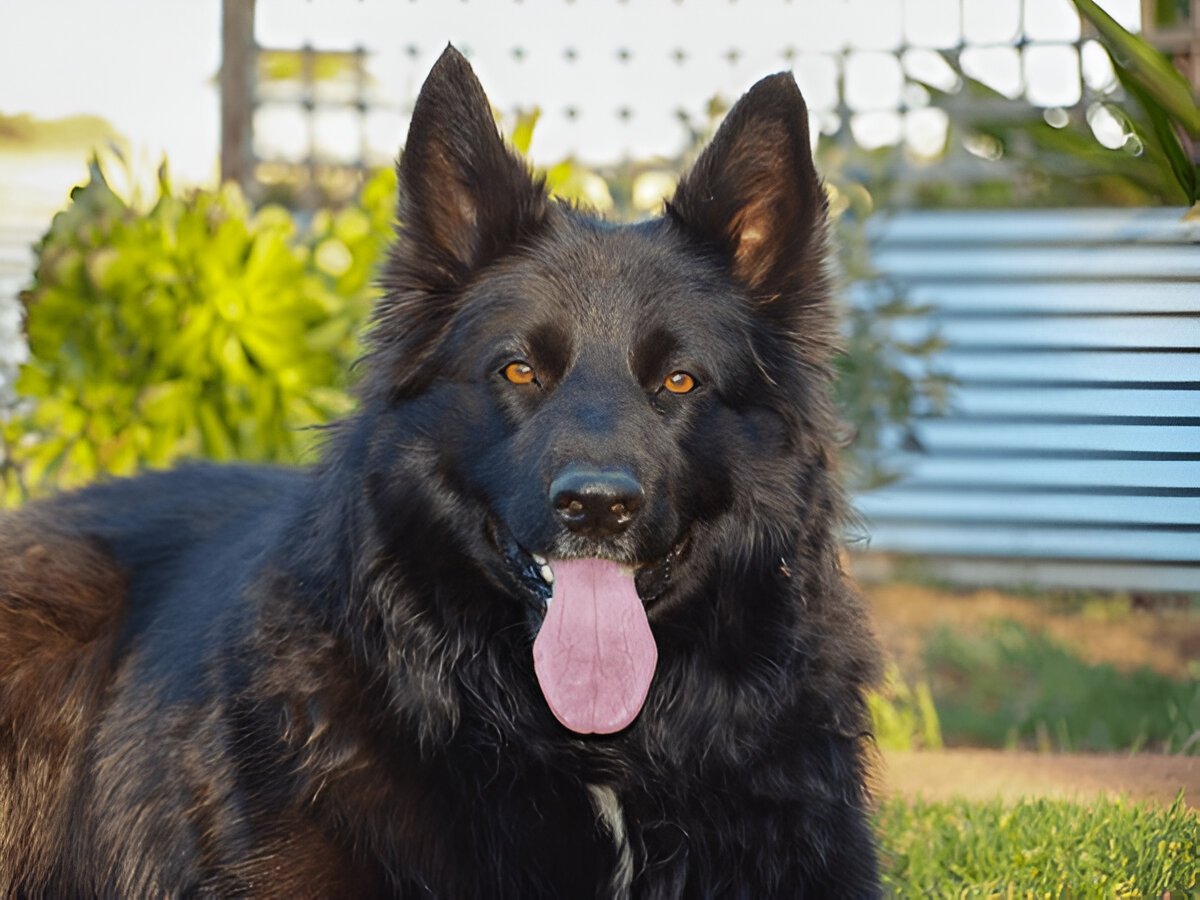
[588,783,633,899]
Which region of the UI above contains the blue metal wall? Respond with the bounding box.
[853,208,1200,591]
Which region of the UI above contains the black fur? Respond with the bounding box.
[0,47,881,897]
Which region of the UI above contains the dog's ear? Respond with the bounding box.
[391,46,547,291]
[668,73,828,304]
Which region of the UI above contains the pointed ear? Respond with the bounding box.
[392,46,547,291]
[668,73,828,300]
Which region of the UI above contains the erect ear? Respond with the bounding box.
[391,46,547,291]
[668,72,828,301]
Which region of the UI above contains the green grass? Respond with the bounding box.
[877,793,1200,896]
[925,619,1199,754]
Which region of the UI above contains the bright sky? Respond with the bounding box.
[0,0,1142,190]
[0,1,222,182]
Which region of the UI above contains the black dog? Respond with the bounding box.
[0,47,881,897]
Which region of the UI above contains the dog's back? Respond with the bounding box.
[0,465,304,893]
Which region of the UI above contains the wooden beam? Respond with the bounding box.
[220,0,257,190]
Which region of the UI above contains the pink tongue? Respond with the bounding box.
[532,558,658,734]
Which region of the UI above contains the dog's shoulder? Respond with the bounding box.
[0,463,310,892]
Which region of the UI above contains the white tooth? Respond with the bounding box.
[531,553,547,565]
[540,564,554,584]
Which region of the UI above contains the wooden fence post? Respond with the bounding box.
[220,0,257,190]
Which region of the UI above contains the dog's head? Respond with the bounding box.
[361,47,839,735]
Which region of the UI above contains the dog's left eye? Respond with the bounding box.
[663,371,697,394]
[502,361,538,386]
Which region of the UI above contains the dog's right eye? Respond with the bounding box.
[502,361,538,386]
[663,371,697,394]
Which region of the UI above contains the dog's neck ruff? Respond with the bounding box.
[532,558,657,734]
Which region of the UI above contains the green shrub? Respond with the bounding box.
[830,197,951,490]
[925,619,1200,754]
[869,665,944,752]
[4,160,394,500]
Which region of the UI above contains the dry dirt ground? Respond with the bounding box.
[879,749,1199,807]
[863,581,1200,681]
[860,579,1200,807]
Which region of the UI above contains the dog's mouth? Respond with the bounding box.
[488,520,687,736]
[492,524,555,606]
[489,520,686,611]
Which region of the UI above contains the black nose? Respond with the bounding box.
[550,466,644,539]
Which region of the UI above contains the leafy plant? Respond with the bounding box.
[868,664,943,751]
[508,108,615,212]
[907,8,1200,209]
[4,158,387,501]
[924,619,1200,754]
[829,184,951,489]
[912,73,1189,207]
[1071,0,1199,206]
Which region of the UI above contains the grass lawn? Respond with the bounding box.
[925,619,1199,754]
[876,793,1199,896]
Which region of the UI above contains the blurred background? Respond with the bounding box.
[1,1,1198,890]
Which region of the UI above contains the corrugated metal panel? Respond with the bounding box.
[853,208,1200,591]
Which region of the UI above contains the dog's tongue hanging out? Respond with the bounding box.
[532,558,657,734]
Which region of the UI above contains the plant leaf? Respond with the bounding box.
[1118,71,1199,203]
[1070,0,1200,138]
[509,108,540,156]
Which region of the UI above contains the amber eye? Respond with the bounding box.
[663,371,696,394]
[502,361,537,385]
